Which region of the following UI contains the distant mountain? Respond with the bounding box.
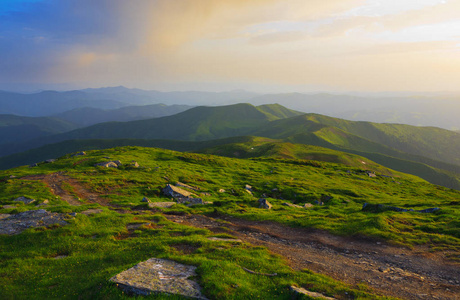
[0,103,302,156]
[0,103,458,189]
[253,114,460,167]
[249,93,460,130]
[53,104,193,127]
[0,114,77,144]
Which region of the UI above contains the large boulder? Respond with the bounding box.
[110,258,207,299]
[258,198,272,209]
[163,184,194,199]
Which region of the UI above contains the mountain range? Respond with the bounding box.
[1,86,459,130]
[0,102,459,190]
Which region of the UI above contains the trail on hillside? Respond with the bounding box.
[23,172,112,207]
[23,172,460,300]
[165,213,460,300]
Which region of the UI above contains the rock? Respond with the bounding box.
[126,223,150,230]
[73,151,86,156]
[207,237,242,242]
[36,199,49,207]
[44,159,56,163]
[258,198,272,209]
[378,266,390,273]
[313,200,323,206]
[0,209,71,235]
[304,203,314,208]
[163,184,194,199]
[177,198,204,206]
[13,196,36,205]
[81,209,103,215]
[29,163,38,167]
[245,184,253,191]
[110,258,207,299]
[148,202,176,208]
[0,214,12,220]
[282,202,303,208]
[176,182,200,191]
[417,207,440,213]
[141,197,151,203]
[244,189,253,195]
[218,189,226,193]
[289,286,335,299]
[129,161,139,168]
[95,161,118,168]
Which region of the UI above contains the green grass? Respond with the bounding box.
[1,145,459,298]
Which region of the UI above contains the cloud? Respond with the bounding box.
[1,0,459,92]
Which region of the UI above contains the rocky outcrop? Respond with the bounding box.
[0,209,71,235]
[163,184,194,199]
[14,196,36,205]
[110,258,207,299]
[258,198,272,209]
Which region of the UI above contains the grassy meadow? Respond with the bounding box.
[1,145,459,299]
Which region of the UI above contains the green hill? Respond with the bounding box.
[0,114,77,144]
[1,145,459,299]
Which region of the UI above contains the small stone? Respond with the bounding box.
[141,197,151,203]
[289,286,334,300]
[218,189,226,193]
[81,209,103,215]
[304,203,314,208]
[13,196,36,205]
[148,202,176,208]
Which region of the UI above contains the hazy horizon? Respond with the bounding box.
[1,0,460,94]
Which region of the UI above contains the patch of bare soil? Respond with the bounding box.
[165,214,460,300]
[23,172,112,207]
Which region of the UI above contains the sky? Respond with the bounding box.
[0,0,459,93]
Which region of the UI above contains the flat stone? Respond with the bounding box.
[13,196,36,205]
[126,223,150,230]
[148,202,176,208]
[290,286,335,299]
[110,258,207,299]
[282,202,303,208]
[0,209,71,235]
[2,205,16,209]
[0,214,12,220]
[177,198,204,206]
[304,203,314,208]
[81,209,104,215]
[207,237,242,243]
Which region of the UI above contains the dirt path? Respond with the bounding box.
[23,172,112,207]
[23,172,460,299]
[165,213,460,300]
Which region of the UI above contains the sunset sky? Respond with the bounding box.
[1,0,459,92]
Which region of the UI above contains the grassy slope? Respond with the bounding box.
[303,114,460,167]
[0,115,77,144]
[1,146,432,299]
